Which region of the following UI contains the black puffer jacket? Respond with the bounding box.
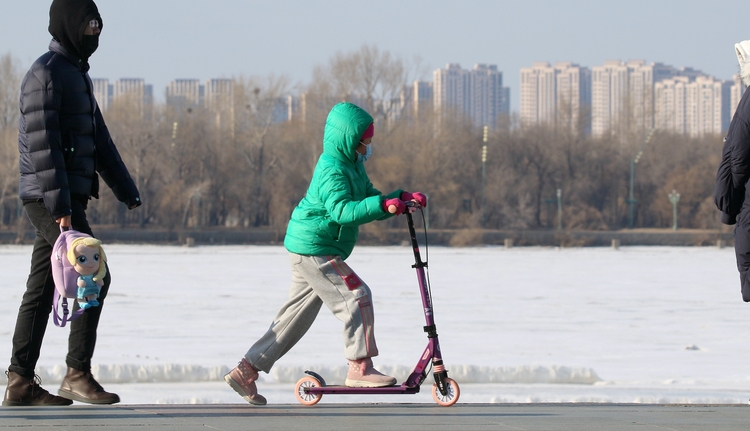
[715,88,750,225]
[18,39,140,219]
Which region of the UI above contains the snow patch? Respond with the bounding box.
[34,363,600,385]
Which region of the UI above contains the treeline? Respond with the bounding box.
[0,47,724,236]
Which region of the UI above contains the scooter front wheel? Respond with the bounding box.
[295,376,323,406]
[432,377,460,406]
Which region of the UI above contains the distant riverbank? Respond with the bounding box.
[0,226,734,247]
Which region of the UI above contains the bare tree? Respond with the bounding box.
[232,75,291,227]
[99,96,166,227]
[310,44,423,135]
[0,54,22,227]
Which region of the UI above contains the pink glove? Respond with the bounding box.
[383,198,407,215]
[401,191,427,208]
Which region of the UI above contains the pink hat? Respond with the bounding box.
[360,123,374,141]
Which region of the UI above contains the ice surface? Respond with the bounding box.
[1,243,748,404]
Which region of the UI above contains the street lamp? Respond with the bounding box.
[627,128,655,229]
[556,189,562,231]
[171,121,178,148]
[668,189,680,231]
[481,126,488,228]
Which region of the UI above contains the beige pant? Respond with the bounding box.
[245,253,378,373]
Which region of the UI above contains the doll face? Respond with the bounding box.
[73,244,100,276]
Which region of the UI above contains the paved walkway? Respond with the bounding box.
[1,403,749,431]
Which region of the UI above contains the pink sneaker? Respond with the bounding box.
[345,358,397,388]
[224,359,267,405]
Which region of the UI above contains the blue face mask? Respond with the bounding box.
[357,143,372,163]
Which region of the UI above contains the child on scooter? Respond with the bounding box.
[224,102,426,405]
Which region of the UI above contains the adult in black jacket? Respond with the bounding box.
[715,40,750,302]
[3,0,140,407]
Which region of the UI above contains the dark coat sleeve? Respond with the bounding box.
[94,107,141,208]
[22,63,71,219]
[716,90,750,225]
[716,136,744,224]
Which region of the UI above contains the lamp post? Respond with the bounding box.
[668,189,680,231]
[171,121,178,148]
[481,126,488,229]
[627,128,655,229]
[424,193,430,230]
[556,189,562,231]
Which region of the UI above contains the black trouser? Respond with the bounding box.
[8,199,111,378]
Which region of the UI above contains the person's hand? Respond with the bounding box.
[127,196,142,210]
[382,198,407,215]
[401,191,427,208]
[56,215,71,228]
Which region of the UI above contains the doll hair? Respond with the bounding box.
[67,237,108,282]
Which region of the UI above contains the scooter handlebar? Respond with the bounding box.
[387,200,422,214]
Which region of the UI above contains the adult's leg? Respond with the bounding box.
[8,200,62,377]
[56,200,119,404]
[734,215,750,302]
[66,200,110,371]
[5,200,72,406]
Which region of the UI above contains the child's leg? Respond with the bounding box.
[244,253,324,373]
[299,255,378,361]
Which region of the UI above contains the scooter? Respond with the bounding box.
[294,202,460,406]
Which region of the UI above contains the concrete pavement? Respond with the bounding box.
[1,403,749,431]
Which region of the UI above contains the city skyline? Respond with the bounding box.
[1,0,748,113]
[92,56,741,139]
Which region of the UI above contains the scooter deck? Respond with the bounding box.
[306,384,421,395]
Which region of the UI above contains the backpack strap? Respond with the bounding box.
[52,277,84,328]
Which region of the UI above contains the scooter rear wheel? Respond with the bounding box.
[295,376,323,406]
[432,377,460,406]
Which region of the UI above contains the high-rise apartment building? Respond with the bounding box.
[591,60,685,137]
[204,79,233,112]
[556,62,592,132]
[205,78,234,130]
[520,62,557,126]
[166,79,204,113]
[687,76,731,136]
[91,78,112,111]
[654,76,689,134]
[433,63,509,129]
[520,62,591,131]
[434,63,468,118]
[468,64,507,128]
[731,73,746,121]
[655,74,731,137]
[111,78,153,116]
[591,60,627,136]
[399,80,433,120]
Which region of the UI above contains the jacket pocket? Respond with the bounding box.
[318,220,341,241]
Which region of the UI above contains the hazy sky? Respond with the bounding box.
[1,0,748,111]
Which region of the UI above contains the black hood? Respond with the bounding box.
[48,0,102,61]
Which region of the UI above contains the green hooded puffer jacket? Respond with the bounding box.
[284,102,402,260]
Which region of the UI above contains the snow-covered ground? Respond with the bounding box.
[1,242,749,405]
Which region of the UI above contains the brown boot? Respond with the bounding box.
[58,368,119,405]
[345,358,397,388]
[224,358,267,405]
[3,371,73,406]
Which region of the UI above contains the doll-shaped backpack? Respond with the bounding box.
[51,227,103,327]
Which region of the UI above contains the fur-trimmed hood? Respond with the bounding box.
[737,40,750,86]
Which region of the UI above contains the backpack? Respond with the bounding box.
[51,227,95,327]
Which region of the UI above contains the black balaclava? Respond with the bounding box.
[48,0,103,61]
